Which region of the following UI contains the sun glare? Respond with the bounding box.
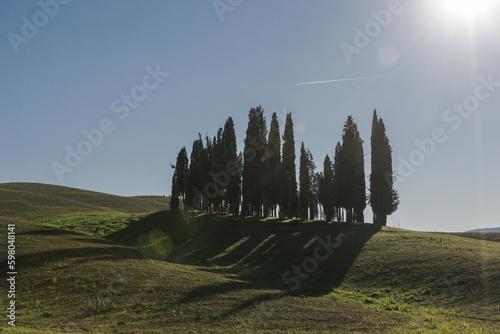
[440,0,494,21]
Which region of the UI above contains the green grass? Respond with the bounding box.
[45,213,147,238]
[0,182,169,224]
[1,182,499,333]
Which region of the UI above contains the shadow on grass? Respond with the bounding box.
[106,210,381,317]
[11,246,141,272]
[0,225,142,277]
[170,279,283,320]
[7,211,381,321]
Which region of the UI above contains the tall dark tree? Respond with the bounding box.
[174,147,189,206]
[236,152,243,214]
[318,155,335,222]
[171,147,188,212]
[278,164,291,220]
[310,171,320,220]
[336,116,366,223]
[332,142,343,221]
[370,110,399,225]
[281,113,298,219]
[353,127,366,223]
[307,150,318,219]
[210,129,225,213]
[299,142,310,219]
[170,170,180,213]
[267,112,281,217]
[299,142,317,219]
[186,134,206,210]
[222,117,241,215]
[241,105,268,217]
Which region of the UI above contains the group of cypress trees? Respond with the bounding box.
[171,117,241,215]
[318,116,366,223]
[170,106,399,225]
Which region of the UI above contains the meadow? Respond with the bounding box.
[0,183,498,333]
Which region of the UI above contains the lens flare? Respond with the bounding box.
[137,230,173,260]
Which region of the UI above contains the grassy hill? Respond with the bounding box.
[107,213,500,309]
[1,183,499,333]
[0,182,169,223]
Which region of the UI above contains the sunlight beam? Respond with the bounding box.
[439,0,495,22]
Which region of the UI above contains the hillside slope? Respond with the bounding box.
[109,212,500,309]
[1,218,413,333]
[1,183,499,332]
[0,183,169,223]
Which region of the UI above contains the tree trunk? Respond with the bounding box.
[380,213,387,226]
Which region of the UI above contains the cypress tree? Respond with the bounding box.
[222,117,240,215]
[267,112,281,217]
[170,169,180,213]
[211,129,224,213]
[333,142,343,221]
[354,129,366,223]
[370,110,399,225]
[175,147,189,207]
[336,116,366,223]
[307,150,318,220]
[242,105,268,217]
[298,143,317,220]
[318,155,335,221]
[281,113,298,218]
[204,135,220,213]
[186,134,206,210]
[310,172,320,220]
[171,147,188,212]
[236,152,243,215]
[299,142,310,219]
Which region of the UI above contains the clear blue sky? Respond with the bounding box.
[2,0,499,232]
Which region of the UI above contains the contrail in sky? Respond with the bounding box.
[297,75,390,86]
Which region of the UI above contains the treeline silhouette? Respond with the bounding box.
[171,106,399,225]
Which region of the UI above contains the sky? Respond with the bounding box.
[1,0,500,232]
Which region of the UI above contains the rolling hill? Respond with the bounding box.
[1,183,499,333]
[467,227,500,233]
[0,182,169,223]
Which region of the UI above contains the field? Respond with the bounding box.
[0,183,499,333]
